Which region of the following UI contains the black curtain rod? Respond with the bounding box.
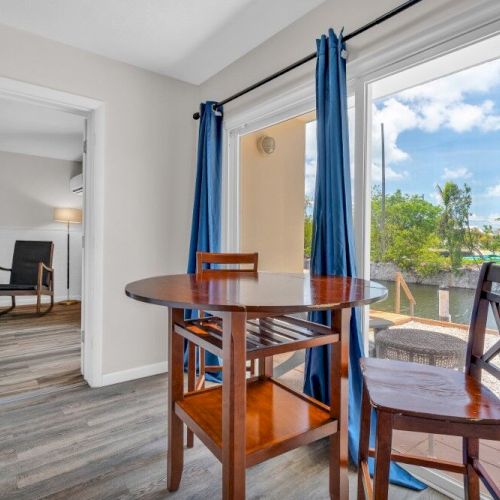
[193,0,424,120]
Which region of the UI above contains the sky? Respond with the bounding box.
[372,58,500,229]
[305,58,500,228]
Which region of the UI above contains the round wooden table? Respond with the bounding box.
[125,272,387,500]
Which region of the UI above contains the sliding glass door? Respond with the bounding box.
[364,37,500,498]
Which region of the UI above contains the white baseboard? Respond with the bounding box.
[101,361,168,386]
[0,295,81,306]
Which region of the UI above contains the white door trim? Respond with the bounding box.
[0,77,105,387]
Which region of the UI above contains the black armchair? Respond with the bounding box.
[0,241,55,315]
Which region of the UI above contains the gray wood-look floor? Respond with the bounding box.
[0,303,83,401]
[0,306,449,499]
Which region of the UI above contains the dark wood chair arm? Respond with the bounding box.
[0,266,12,272]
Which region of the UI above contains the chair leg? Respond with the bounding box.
[186,342,195,448]
[357,384,372,500]
[37,294,54,315]
[463,437,480,500]
[48,293,54,313]
[0,296,16,316]
[373,411,393,500]
[199,347,206,390]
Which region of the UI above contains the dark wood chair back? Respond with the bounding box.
[10,241,54,287]
[466,262,500,382]
[195,252,258,275]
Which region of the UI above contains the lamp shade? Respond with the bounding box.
[53,207,82,224]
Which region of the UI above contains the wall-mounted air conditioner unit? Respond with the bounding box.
[70,173,83,195]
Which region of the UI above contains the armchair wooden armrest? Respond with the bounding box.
[39,263,54,274]
[37,262,54,290]
[0,266,12,273]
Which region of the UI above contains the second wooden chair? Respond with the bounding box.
[186,251,259,447]
[357,262,500,500]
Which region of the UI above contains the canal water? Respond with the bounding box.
[372,279,496,329]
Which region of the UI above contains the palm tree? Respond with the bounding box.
[436,182,474,270]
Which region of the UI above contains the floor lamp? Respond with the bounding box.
[53,207,82,305]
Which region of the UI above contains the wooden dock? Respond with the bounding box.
[370,309,498,335]
[369,309,413,326]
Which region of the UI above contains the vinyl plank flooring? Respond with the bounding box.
[0,308,449,499]
[0,303,83,400]
[0,373,450,499]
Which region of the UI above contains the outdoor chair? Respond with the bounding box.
[0,241,55,316]
[358,262,500,500]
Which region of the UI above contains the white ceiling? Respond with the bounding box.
[0,0,325,85]
[0,97,85,161]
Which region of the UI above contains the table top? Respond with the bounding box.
[125,272,387,313]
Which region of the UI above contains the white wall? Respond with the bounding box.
[0,150,83,304]
[0,24,198,380]
[200,0,480,105]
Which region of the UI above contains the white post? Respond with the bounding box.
[438,286,451,322]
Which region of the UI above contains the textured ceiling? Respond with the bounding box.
[0,0,325,84]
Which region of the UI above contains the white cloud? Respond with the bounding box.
[371,163,407,182]
[373,59,500,169]
[441,166,472,180]
[428,191,441,203]
[372,98,417,165]
[486,184,500,197]
[470,212,500,228]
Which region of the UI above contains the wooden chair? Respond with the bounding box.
[357,262,500,500]
[0,241,55,316]
[186,251,259,447]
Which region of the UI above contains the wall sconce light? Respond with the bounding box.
[257,135,276,155]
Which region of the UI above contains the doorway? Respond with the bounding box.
[0,77,104,390]
[0,96,86,400]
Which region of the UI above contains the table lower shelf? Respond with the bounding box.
[175,377,338,467]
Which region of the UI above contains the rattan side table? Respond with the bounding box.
[375,328,467,369]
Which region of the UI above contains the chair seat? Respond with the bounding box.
[0,284,38,290]
[361,357,500,425]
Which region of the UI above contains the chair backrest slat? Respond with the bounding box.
[196,252,258,275]
[10,241,54,286]
[486,263,500,283]
[466,262,500,381]
[195,252,258,318]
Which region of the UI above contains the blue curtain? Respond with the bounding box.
[185,101,223,383]
[303,29,426,490]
